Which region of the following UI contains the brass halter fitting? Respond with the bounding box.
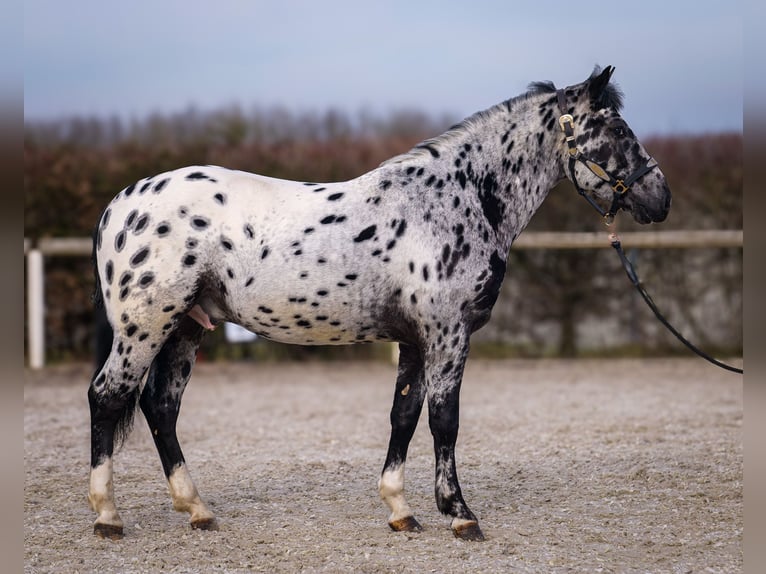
[612,180,629,194]
[558,114,578,157]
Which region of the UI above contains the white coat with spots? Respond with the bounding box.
[88,67,671,540]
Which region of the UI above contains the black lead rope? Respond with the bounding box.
[609,233,743,374]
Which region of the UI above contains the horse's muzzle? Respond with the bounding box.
[624,182,671,224]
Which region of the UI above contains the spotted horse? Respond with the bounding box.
[88,66,671,541]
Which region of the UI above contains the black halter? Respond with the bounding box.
[556,89,658,224]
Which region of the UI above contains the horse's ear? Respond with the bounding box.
[587,65,615,101]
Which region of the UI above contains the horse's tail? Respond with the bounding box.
[91,215,140,451]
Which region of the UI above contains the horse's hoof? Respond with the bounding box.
[94,522,124,540]
[388,515,423,533]
[452,520,485,541]
[191,517,219,531]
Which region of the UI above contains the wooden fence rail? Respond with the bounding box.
[24,230,743,368]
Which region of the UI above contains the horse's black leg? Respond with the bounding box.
[424,334,485,541]
[88,336,162,539]
[379,343,426,532]
[139,317,217,530]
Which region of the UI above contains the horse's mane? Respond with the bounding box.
[382,67,623,167]
[380,90,538,166]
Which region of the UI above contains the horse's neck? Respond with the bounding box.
[375,93,564,255]
[465,96,564,251]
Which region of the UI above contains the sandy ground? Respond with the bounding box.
[24,358,742,573]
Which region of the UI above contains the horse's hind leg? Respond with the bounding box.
[88,337,159,539]
[139,317,217,530]
[379,343,426,532]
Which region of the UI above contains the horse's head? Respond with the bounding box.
[557,66,671,224]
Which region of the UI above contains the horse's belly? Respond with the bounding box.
[243,321,391,346]
[229,287,393,346]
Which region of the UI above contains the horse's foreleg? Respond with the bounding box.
[425,337,485,541]
[379,343,426,532]
[139,318,217,530]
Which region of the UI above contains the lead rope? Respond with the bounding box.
[608,228,743,374]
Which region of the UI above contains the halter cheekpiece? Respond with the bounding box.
[555,89,658,225]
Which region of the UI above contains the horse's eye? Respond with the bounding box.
[612,126,626,138]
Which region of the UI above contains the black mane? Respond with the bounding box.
[527,80,556,94]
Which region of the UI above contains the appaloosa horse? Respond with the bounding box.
[88,66,671,540]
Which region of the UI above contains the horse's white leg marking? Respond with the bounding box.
[379,464,418,529]
[167,463,217,528]
[88,458,123,533]
[435,457,456,501]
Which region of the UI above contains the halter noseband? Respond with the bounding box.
[556,89,658,224]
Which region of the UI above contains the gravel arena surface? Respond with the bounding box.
[25,358,742,573]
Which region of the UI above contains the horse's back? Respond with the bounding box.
[93,165,420,346]
[100,165,311,226]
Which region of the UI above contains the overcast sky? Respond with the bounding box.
[24,0,742,136]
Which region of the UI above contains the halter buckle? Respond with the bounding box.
[612,180,629,194]
[558,114,578,156]
[558,114,574,132]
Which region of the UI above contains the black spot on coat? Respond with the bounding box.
[353,225,377,243]
[114,231,126,252]
[138,272,155,288]
[129,247,150,267]
[153,178,169,193]
[478,172,504,232]
[155,222,171,237]
[474,251,506,311]
[134,214,150,234]
[125,210,138,228]
[190,216,210,230]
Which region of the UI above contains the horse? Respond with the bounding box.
[87,66,671,541]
